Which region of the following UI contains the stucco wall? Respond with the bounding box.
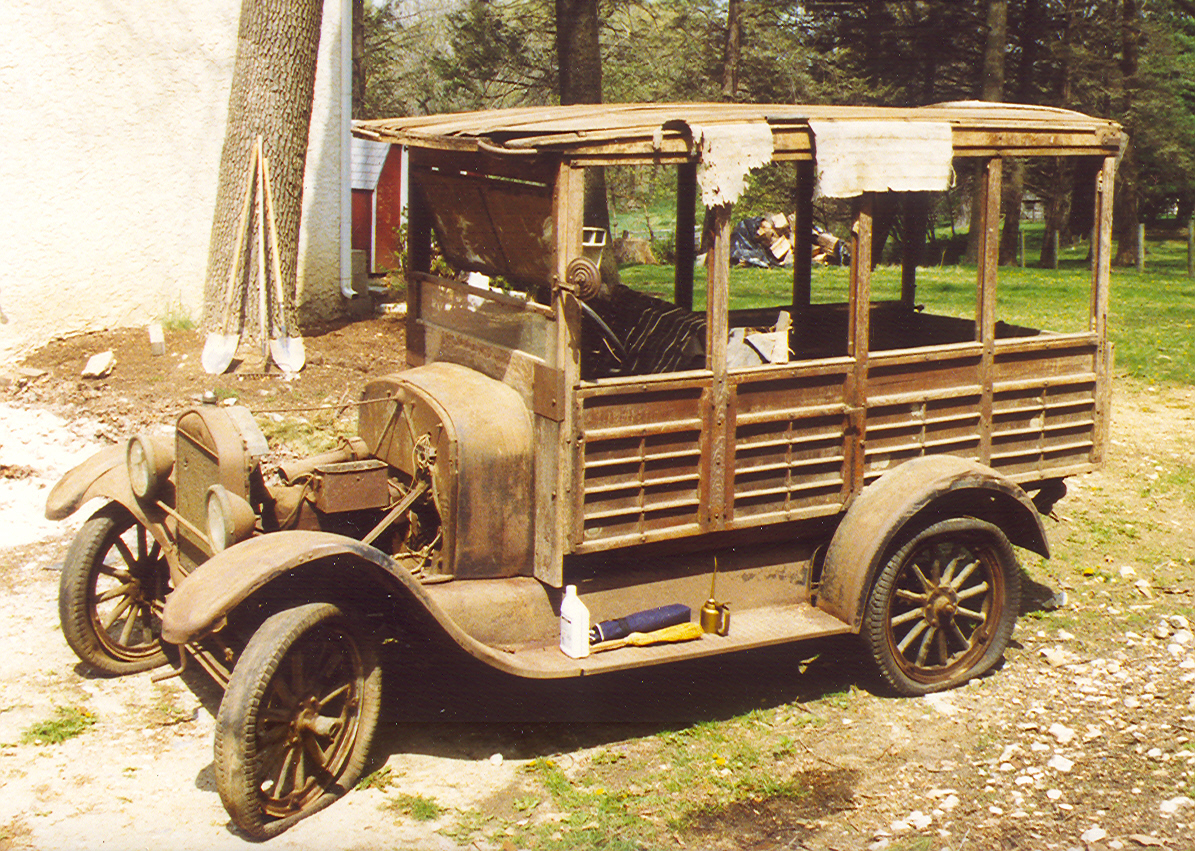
[0,2,346,365]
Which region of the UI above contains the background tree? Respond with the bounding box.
[359,0,1195,269]
[203,0,324,331]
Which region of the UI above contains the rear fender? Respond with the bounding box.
[44,445,177,574]
[160,529,521,674]
[818,455,1049,632]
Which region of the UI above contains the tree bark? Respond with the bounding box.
[721,0,743,100]
[203,0,324,334]
[1112,0,1141,266]
[555,0,619,287]
[556,0,601,106]
[352,0,364,118]
[965,0,1007,265]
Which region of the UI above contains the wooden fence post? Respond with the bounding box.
[1137,223,1145,273]
[1188,216,1194,277]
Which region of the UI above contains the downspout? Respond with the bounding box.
[339,0,354,299]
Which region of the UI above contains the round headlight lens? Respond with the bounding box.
[207,486,231,552]
[206,484,256,553]
[127,438,152,498]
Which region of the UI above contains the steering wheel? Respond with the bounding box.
[577,299,629,367]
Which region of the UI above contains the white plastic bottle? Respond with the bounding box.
[559,585,590,658]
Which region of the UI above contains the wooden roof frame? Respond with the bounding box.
[354,101,1124,164]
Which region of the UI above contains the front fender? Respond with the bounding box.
[44,444,178,575]
[161,530,528,676]
[818,455,1049,631]
[45,445,126,521]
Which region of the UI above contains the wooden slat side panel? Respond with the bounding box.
[578,384,706,546]
[990,377,1097,478]
[863,352,985,480]
[867,350,983,399]
[993,338,1098,383]
[731,366,853,522]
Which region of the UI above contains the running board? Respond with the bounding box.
[499,603,852,678]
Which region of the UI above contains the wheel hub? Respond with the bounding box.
[924,587,958,628]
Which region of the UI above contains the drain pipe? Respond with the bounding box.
[339,0,355,300]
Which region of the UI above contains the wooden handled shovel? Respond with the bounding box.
[261,153,305,373]
[201,145,257,375]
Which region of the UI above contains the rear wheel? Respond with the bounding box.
[863,517,1020,695]
[214,602,382,840]
[58,503,170,675]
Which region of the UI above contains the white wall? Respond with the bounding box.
[0,1,347,364]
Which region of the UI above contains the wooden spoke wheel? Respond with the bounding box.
[58,503,169,675]
[214,602,382,840]
[864,517,1021,695]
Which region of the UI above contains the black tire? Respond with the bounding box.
[863,517,1021,696]
[214,602,382,840]
[58,502,170,675]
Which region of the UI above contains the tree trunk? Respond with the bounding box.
[555,0,619,287]
[998,160,1024,266]
[721,0,743,100]
[1112,0,1141,266]
[556,0,602,106]
[352,0,364,118]
[202,0,324,334]
[981,0,1007,102]
[965,0,1007,265]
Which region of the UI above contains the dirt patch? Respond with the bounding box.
[12,314,409,437]
[682,768,859,850]
[1,322,1194,850]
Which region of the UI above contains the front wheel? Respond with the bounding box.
[863,517,1021,696]
[214,602,382,840]
[58,503,170,675]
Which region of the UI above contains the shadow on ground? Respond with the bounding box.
[372,630,876,764]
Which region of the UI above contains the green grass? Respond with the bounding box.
[20,706,96,745]
[618,227,1195,386]
[442,705,829,850]
[384,793,444,821]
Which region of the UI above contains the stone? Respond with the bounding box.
[148,322,165,356]
[1081,825,1107,843]
[81,350,116,379]
[1049,722,1077,744]
[1048,755,1075,772]
[1159,795,1194,815]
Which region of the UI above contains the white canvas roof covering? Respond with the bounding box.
[809,120,954,198]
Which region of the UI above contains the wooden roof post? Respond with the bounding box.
[845,194,873,498]
[793,159,814,308]
[534,160,586,587]
[404,171,431,367]
[1091,154,1117,464]
[704,202,732,530]
[675,162,697,311]
[976,157,1003,465]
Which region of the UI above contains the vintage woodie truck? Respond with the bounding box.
[46,101,1122,838]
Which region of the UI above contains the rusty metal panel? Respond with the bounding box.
[412,168,554,287]
[311,460,389,514]
[533,362,565,422]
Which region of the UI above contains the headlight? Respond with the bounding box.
[206,484,257,552]
[127,434,173,501]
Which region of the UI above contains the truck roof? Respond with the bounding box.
[353,101,1124,160]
